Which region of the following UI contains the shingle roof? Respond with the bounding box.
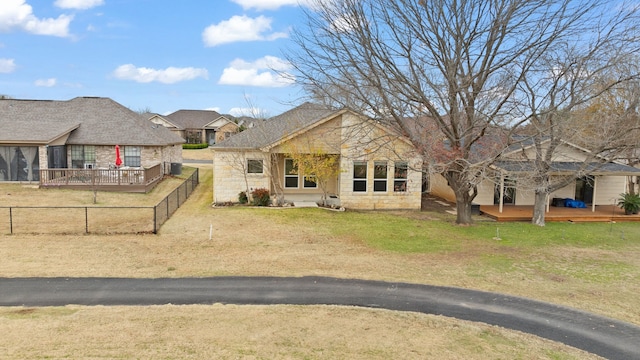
[213,102,339,149]
[165,109,223,130]
[494,161,640,175]
[0,97,184,146]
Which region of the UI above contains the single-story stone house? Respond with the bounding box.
[211,102,423,210]
[157,109,240,145]
[0,96,184,191]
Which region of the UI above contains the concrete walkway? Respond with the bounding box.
[1,276,639,359]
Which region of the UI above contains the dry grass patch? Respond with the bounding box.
[0,305,600,360]
[0,166,638,357]
[0,167,198,234]
[183,148,213,161]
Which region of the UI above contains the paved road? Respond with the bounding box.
[2,276,639,359]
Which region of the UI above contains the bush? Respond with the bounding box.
[182,143,209,149]
[617,193,640,215]
[238,191,248,204]
[251,188,271,206]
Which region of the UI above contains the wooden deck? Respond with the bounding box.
[480,204,640,222]
[39,164,163,193]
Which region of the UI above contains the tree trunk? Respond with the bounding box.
[455,197,473,224]
[628,176,637,196]
[447,171,476,225]
[531,190,547,226]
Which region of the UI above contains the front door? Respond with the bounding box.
[575,176,594,204]
[47,145,67,168]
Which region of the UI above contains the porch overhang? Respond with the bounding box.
[490,161,640,214]
[492,161,640,176]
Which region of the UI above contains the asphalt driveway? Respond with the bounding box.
[1,276,639,359]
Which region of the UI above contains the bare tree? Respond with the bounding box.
[511,41,640,225]
[287,0,640,224]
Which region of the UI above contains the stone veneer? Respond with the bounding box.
[212,112,424,210]
[213,151,270,203]
[37,144,183,174]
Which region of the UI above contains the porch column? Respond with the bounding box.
[591,176,598,212]
[499,172,504,214]
[546,193,550,213]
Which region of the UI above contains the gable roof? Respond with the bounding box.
[147,113,181,129]
[502,135,593,158]
[213,102,341,150]
[206,116,239,130]
[0,97,184,146]
[165,109,224,130]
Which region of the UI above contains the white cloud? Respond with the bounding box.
[0,0,73,37]
[54,0,104,10]
[35,78,56,87]
[218,56,295,87]
[112,64,209,84]
[202,15,288,47]
[231,0,314,11]
[0,58,16,73]
[205,107,221,112]
[228,107,265,117]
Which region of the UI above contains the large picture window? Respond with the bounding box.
[123,146,141,167]
[373,161,388,192]
[247,159,263,174]
[353,161,367,192]
[284,158,298,188]
[71,145,96,169]
[394,162,408,192]
[0,146,39,181]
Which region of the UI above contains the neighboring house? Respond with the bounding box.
[162,109,240,145]
[430,137,640,212]
[147,113,183,139]
[0,96,184,191]
[211,102,423,210]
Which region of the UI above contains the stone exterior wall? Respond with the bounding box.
[38,145,48,170]
[215,122,239,144]
[337,113,423,210]
[213,150,270,203]
[38,144,182,174]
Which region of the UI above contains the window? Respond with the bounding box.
[247,159,263,174]
[186,130,202,144]
[303,176,317,188]
[284,158,298,188]
[123,146,141,167]
[353,161,367,192]
[373,161,388,192]
[71,145,96,169]
[394,162,408,192]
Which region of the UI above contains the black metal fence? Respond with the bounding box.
[0,168,199,235]
[153,167,199,233]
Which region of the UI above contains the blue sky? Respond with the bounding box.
[0,0,314,117]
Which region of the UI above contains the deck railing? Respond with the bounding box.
[39,164,162,190]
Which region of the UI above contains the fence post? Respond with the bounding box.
[85,207,89,234]
[9,207,13,235]
[153,205,157,234]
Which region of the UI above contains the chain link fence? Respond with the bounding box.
[0,168,199,235]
